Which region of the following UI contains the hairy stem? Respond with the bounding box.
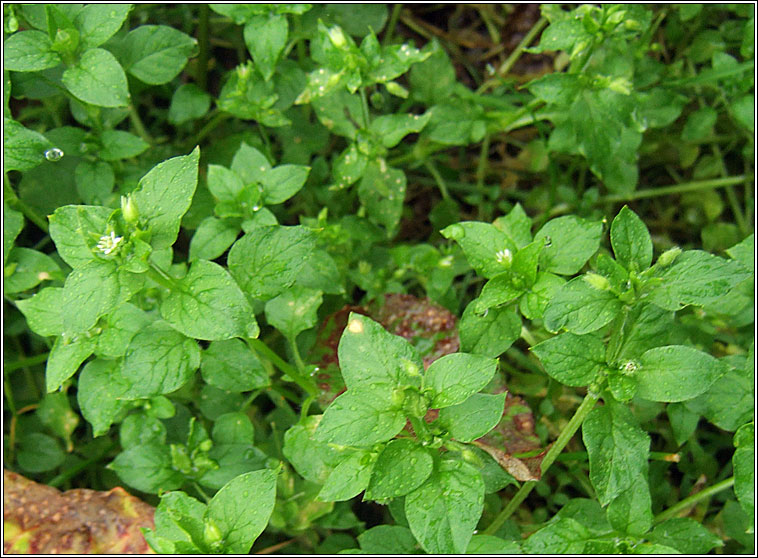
[653,477,736,524]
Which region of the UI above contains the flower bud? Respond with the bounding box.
[121,195,139,224]
[657,247,681,268]
[583,272,611,291]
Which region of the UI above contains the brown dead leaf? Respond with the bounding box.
[3,469,155,554]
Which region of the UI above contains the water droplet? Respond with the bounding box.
[543,236,552,247]
[44,147,64,162]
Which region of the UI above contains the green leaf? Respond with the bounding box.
[188,216,239,262]
[522,518,596,554]
[543,276,622,334]
[358,525,418,554]
[3,247,63,294]
[365,439,433,499]
[15,287,65,337]
[61,260,126,335]
[466,535,522,554]
[4,203,24,266]
[160,259,258,341]
[48,204,112,269]
[405,459,485,554]
[74,4,132,49]
[733,422,754,524]
[424,352,498,408]
[46,334,97,392]
[168,83,211,125]
[689,356,753,431]
[315,388,406,447]
[62,48,129,107]
[121,322,201,399]
[264,285,322,340]
[606,303,676,364]
[519,271,565,321]
[77,358,132,436]
[531,332,606,387]
[648,518,724,554]
[108,442,184,493]
[95,303,152,358]
[337,313,422,392]
[147,491,207,552]
[610,206,653,272]
[228,224,316,300]
[459,303,521,358]
[369,112,431,148]
[409,44,456,105]
[261,164,310,205]
[439,392,506,442]
[534,216,602,275]
[17,433,65,473]
[4,117,55,173]
[474,273,526,314]
[296,249,345,294]
[99,130,149,161]
[726,233,754,274]
[205,469,277,553]
[201,339,269,392]
[582,400,649,506]
[119,24,197,84]
[645,250,751,311]
[637,345,729,402]
[36,391,79,451]
[357,161,406,235]
[606,481,652,536]
[3,30,60,72]
[243,14,288,81]
[493,203,533,249]
[441,221,517,279]
[318,451,373,502]
[282,416,343,484]
[133,147,200,250]
[310,88,363,139]
[75,160,115,204]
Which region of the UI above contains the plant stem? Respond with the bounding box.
[423,160,450,200]
[4,352,50,374]
[4,177,49,233]
[247,338,318,396]
[146,260,180,291]
[129,105,154,145]
[653,476,735,524]
[197,4,210,91]
[383,4,403,46]
[599,175,747,203]
[359,87,371,128]
[476,134,491,220]
[183,110,231,151]
[477,17,548,93]
[555,450,681,463]
[48,441,118,488]
[482,390,600,535]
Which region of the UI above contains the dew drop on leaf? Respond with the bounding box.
[44,147,64,162]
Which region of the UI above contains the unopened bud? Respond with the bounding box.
[121,195,139,224]
[583,272,611,291]
[657,247,681,268]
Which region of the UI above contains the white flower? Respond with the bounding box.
[96,231,123,256]
[495,248,512,264]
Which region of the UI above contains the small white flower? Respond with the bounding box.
[495,248,512,264]
[96,231,123,256]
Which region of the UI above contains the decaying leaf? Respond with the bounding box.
[3,469,155,554]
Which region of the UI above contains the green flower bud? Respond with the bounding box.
[121,195,139,224]
[583,272,611,291]
[203,519,223,546]
[657,246,681,267]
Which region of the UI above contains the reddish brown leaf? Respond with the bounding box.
[3,469,155,554]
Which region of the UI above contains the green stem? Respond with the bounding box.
[653,477,735,524]
[197,4,210,91]
[183,111,231,151]
[359,87,371,128]
[288,336,307,376]
[48,442,118,488]
[129,105,154,145]
[247,338,318,396]
[423,160,450,200]
[476,135,491,220]
[383,4,403,46]
[483,390,600,535]
[4,352,50,373]
[477,17,548,93]
[4,177,49,233]
[599,175,747,203]
[146,260,181,291]
[555,451,680,463]
[192,481,212,504]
